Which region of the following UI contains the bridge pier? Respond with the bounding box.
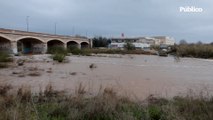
[43,43,48,54]
[63,44,67,49]
[78,44,81,49]
[11,41,18,54]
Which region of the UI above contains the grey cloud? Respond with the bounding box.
[0,0,212,43]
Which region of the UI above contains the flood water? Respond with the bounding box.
[0,54,213,99]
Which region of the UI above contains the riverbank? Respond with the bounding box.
[54,44,213,59]
[1,84,213,120]
[175,44,213,59]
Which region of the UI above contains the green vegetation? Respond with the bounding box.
[1,84,213,120]
[150,45,160,51]
[68,47,91,56]
[69,49,155,55]
[92,49,155,55]
[68,47,155,56]
[52,54,66,62]
[176,44,213,59]
[124,42,136,51]
[92,37,111,48]
[0,52,12,62]
[0,52,13,68]
[168,40,213,59]
[48,47,68,62]
[47,44,155,57]
[47,47,68,55]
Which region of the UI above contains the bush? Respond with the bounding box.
[83,49,155,55]
[69,47,82,55]
[48,47,68,62]
[124,42,136,51]
[67,46,78,51]
[176,44,213,59]
[148,106,163,120]
[52,53,66,62]
[0,52,12,62]
[0,52,13,68]
[150,45,160,51]
[48,46,68,55]
[68,47,92,56]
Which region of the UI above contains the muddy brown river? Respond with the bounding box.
[0,54,213,99]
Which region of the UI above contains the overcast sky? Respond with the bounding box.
[0,0,212,43]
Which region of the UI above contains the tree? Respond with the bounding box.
[124,42,135,50]
[179,39,188,45]
[197,41,203,45]
[92,37,110,48]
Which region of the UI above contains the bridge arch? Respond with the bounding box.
[47,39,65,50]
[47,39,65,44]
[81,42,89,49]
[17,37,44,54]
[0,34,13,41]
[0,36,12,53]
[16,36,45,43]
[67,41,79,49]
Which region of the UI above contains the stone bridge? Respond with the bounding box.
[0,28,91,54]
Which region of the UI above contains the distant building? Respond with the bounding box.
[109,36,175,49]
[138,37,158,46]
[152,36,175,46]
[109,37,150,49]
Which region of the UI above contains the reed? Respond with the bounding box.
[0,84,213,120]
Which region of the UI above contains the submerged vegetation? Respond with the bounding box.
[48,47,68,62]
[0,84,213,120]
[0,52,13,68]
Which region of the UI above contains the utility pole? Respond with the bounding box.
[26,16,29,32]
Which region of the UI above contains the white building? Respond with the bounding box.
[152,36,175,45]
[110,42,150,49]
[109,36,175,49]
[109,37,150,49]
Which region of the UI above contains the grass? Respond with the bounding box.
[0,52,13,68]
[67,45,156,56]
[47,46,156,58]
[176,44,213,59]
[90,49,156,55]
[69,48,156,56]
[70,48,92,56]
[1,84,213,120]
